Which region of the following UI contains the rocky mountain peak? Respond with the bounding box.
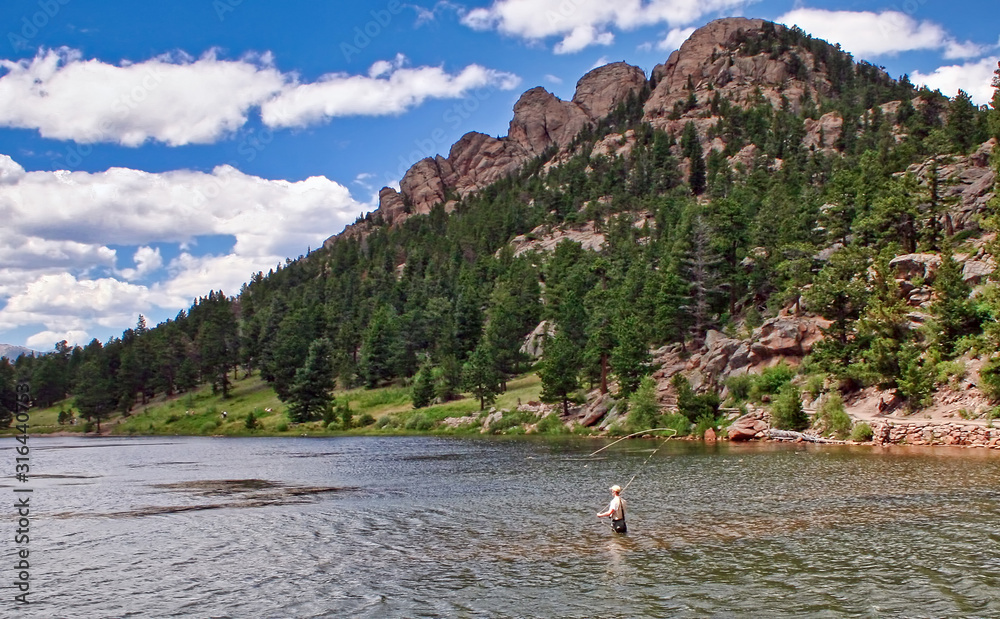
[572,61,648,120]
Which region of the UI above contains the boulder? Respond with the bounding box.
[520,320,554,358]
[962,259,995,285]
[803,112,843,150]
[728,415,769,441]
[889,253,942,282]
[704,427,717,442]
[580,393,613,427]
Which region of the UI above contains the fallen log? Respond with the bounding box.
[767,429,840,443]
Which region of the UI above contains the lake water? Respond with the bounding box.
[6,436,1000,618]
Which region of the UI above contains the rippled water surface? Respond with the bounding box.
[7,436,1000,617]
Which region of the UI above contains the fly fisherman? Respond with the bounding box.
[597,484,627,533]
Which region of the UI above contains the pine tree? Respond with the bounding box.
[946,89,977,153]
[539,331,581,416]
[930,246,978,355]
[627,377,660,432]
[463,343,500,410]
[0,358,16,428]
[74,358,116,432]
[990,62,1000,141]
[610,314,651,396]
[411,361,436,409]
[287,338,335,423]
[359,305,404,388]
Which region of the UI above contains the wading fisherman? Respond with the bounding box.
[596,484,626,533]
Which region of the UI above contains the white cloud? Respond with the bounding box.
[553,26,615,54]
[658,26,696,52]
[118,246,163,281]
[911,56,1000,106]
[26,329,91,349]
[0,48,285,146]
[0,49,520,145]
[0,273,152,333]
[544,74,563,84]
[943,40,992,61]
[590,56,611,70]
[461,0,751,53]
[0,154,370,341]
[261,54,521,128]
[777,9,989,60]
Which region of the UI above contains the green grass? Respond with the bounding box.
[8,371,545,437]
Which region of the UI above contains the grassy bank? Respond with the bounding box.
[11,371,548,437]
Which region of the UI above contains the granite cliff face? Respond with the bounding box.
[331,61,646,242]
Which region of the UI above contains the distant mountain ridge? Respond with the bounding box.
[0,344,38,360]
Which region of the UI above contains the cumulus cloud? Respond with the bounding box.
[0,49,520,145]
[657,26,696,52]
[0,273,153,333]
[261,54,521,128]
[26,329,90,349]
[461,0,751,53]
[0,48,285,146]
[118,246,164,281]
[777,9,990,60]
[912,56,1000,106]
[0,154,370,342]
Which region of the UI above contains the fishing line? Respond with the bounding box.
[588,428,678,494]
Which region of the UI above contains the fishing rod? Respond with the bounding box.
[589,427,678,493]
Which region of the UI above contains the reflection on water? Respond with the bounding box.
[9,436,1000,618]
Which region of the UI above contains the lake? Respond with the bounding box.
[7,436,1000,617]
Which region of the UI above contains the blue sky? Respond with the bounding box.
[0,0,997,350]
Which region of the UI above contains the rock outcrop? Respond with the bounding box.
[644,18,833,127]
[906,138,997,233]
[329,62,647,239]
[651,314,831,395]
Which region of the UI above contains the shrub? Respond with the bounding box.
[804,374,826,401]
[935,360,967,387]
[166,414,180,424]
[200,421,218,433]
[725,374,753,402]
[628,377,661,432]
[244,411,259,430]
[276,422,289,432]
[82,421,94,433]
[694,414,719,438]
[813,393,851,439]
[672,375,720,422]
[980,357,1000,401]
[487,409,536,434]
[771,384,809,431]
[404,413,434,431]
[752,362,795,398]
[375,416,394,429]
[896,345,935,411]
[661,412,691,437]
[356,413,376,427]
[536,412,568,434]
[850,422,874,442]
